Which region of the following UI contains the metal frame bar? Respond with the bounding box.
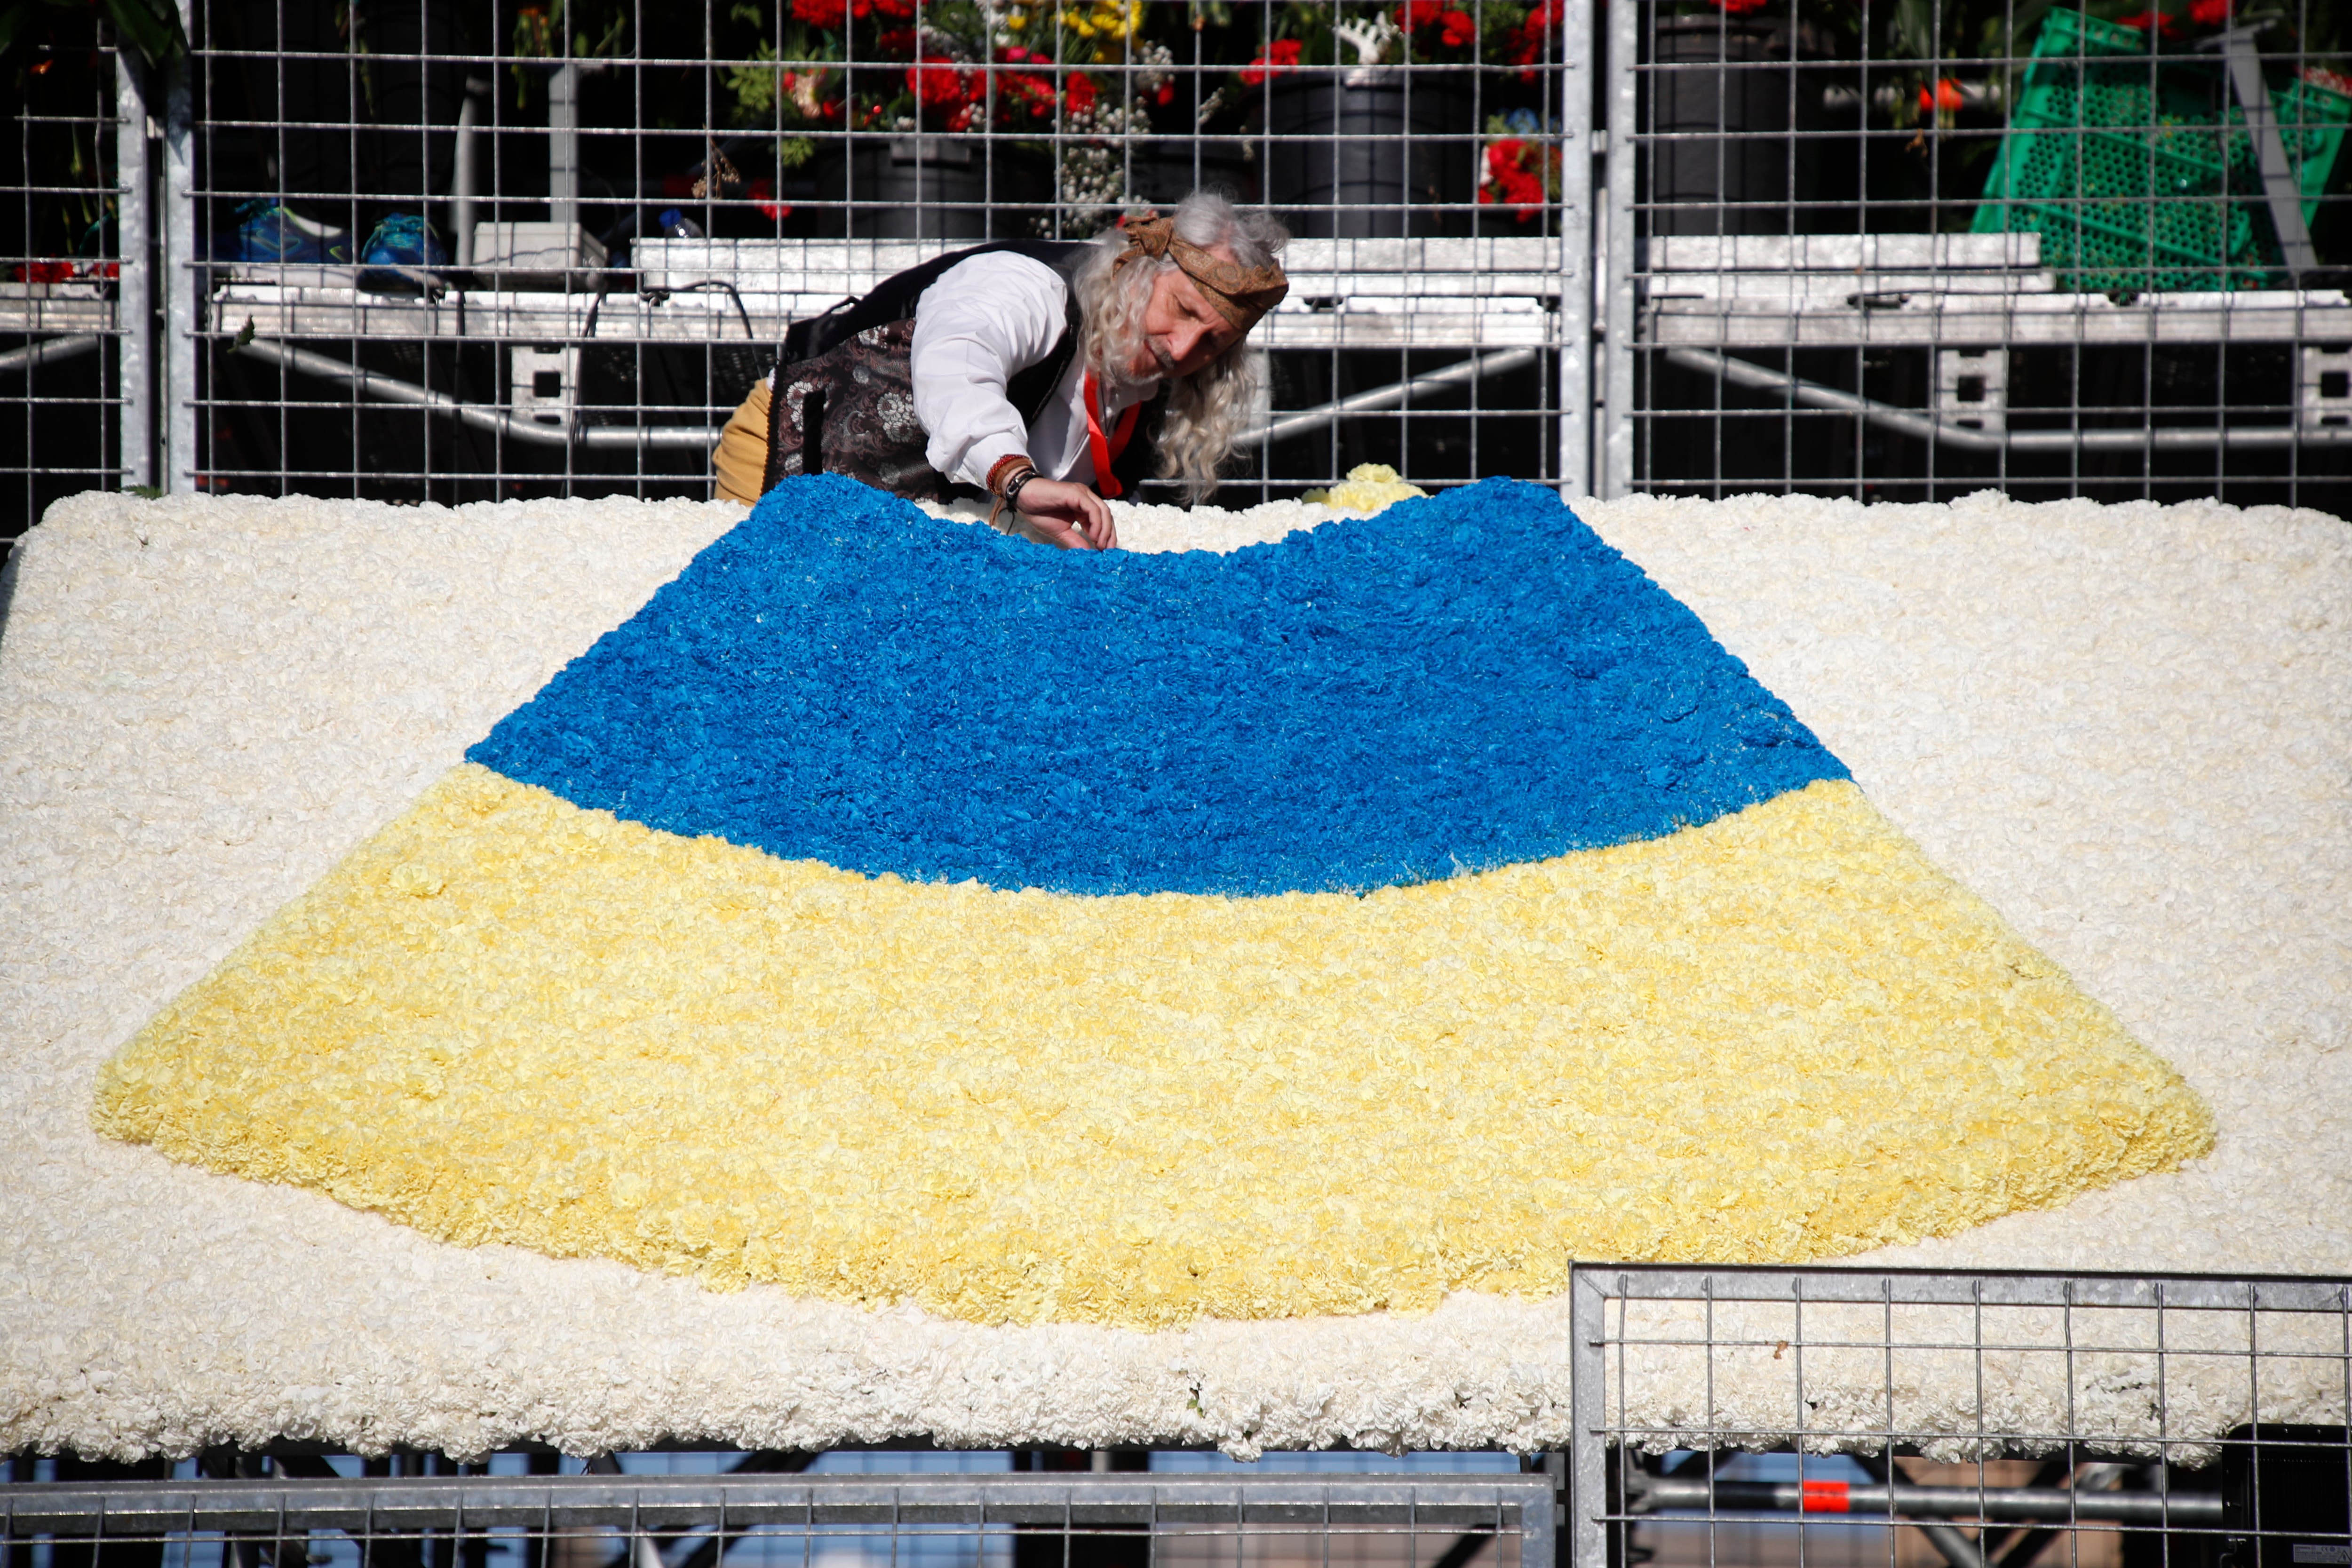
[159,0,197,496]
[1599,0,1637,501]
[0,1472,1555,1568]
[1552,0,1597,497]
[1665,346,2352,449]
[115,51,155,491]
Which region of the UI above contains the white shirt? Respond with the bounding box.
[907,251,1157,491]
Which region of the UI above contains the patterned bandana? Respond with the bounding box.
[1113,215,1289,332]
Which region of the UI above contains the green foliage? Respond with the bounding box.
[0,0,186,70]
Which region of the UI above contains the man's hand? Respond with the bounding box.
[1014,476,1119,551]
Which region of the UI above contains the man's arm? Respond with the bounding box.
[911,252,1117,550]
[910,253,1070,490]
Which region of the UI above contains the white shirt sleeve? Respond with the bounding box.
[912,253,1073,490]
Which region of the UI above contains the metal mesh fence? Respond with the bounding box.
[132,0,1589,511]
[1599,0,2352,509]
[2,23,138,526]
[1569,1268,2352,1568]
[10,0,2352,530]
[0,1466,1549,1568]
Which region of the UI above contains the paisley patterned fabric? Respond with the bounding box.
[768,320,953,503]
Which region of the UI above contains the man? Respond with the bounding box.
[712,191,1288,550]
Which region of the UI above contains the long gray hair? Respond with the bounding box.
[1071,191,1287,505]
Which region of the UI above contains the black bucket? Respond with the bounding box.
[1647,16,1800,236]
[805,135,1050,239]
[1264,68,1477,238]
[1125,139,1260,208]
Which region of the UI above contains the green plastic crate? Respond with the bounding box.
[1971,8,2350,292]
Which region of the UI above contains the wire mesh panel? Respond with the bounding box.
[1568,1268,2352,1568]
[1599,0,2352,509]
[150,0,1588,512]
[0,1467,1554,1568]
[1,19,141,541]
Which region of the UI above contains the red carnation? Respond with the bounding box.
[1065,71,1098,112]
[747,177,789,222]
[1917,76,1964,113]
[790,0,845,27]
[908,61,969,107]
[2188,0,2228,24]
[1507,0,1565,68]
[1240,38,1301,85]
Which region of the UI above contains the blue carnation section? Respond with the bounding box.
[468,474,1847,896]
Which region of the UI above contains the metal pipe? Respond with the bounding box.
[236,338,720,450]
[0,334,103,376]
[1245,348,1542,446]
[453,77,490,268]
[1915,1521,1991,1568]
[1632,1475,2224,1526]
[1664,347,2351,450]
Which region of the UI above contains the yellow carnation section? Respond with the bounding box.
[94,765,2212,1329]
[1302,464,1430,513]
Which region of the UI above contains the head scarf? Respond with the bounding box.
[1112,215,1289,332]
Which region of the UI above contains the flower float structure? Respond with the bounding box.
[92,476,2212,1332]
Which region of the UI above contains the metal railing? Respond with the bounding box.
[7,1268,2350,1568]
[1572,1267,2352,1568]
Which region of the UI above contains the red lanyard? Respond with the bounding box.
[1082,371,1142,499]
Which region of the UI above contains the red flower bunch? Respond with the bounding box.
[1065,71,1098,113]
[1714,0,1772,13]
[906,60,986,126]
[997,69,1059,118]
[1395,0,1475,47]
[13,260,75,284]
[1916,76,1963,114]
[992,48,1062,119]
[1503,0,1565,72]
[2189,0,2229,24]
[1240,38,1301,85]
[1479,138,1555,222]
[747,177,790,221]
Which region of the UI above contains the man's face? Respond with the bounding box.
[1131,255,1245,384]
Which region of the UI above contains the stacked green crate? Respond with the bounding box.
[1971,8,2349,292]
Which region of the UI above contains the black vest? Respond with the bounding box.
[760,239,1164,499]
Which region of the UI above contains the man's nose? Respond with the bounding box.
[1167,320,1206,364]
